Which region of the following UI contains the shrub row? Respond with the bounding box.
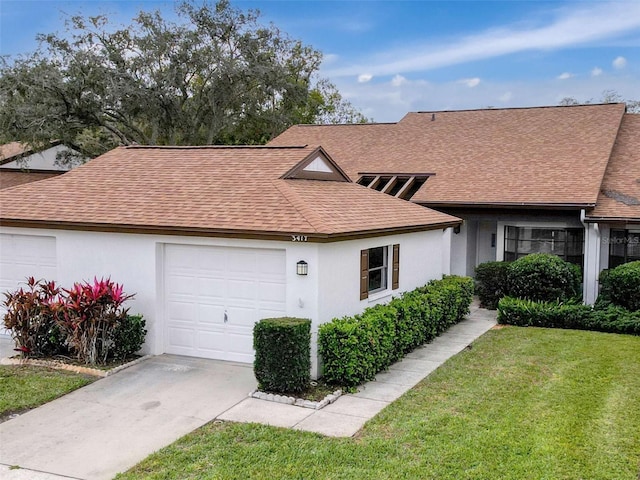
[3,277,145,364]
[475,254,582,309]
[253,317,311,394]
[318,276,474,387]
[497,297,640,336]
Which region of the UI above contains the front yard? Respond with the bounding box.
[119,327,640,480]
[0,365,95,421]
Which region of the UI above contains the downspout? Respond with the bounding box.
[580,209,600,304]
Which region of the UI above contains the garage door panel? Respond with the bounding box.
[165,274,197,295]
[197,278,225,297]
[196,304,225,325]
[227,279,258,300]
[196,330,226,353]
[164,244,286,362]
[166,327,195,349]
[0,234,57,336]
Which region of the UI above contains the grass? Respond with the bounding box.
[119,327,640,480]
[0,365,95,421]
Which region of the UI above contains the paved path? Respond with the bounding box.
[219,301,497,436]
[0,355,256,480]
[0,302,496,479]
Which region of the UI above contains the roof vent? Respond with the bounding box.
[431,113,436,121]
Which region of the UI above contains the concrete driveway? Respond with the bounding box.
[0,353,256,480]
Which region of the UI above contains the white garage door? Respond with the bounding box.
[164,244,287,363]
[0,234,57,335]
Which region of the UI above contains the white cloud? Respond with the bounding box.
[613,56,627,69]
[333,72,639,122]
[324,2,640,78]
[358,73,373,83]
[458,77,481,88]
[557,72,573,80]
[591,67,603,76]
[391,74,407,87]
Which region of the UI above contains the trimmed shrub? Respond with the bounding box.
[253,317,311,394]
[110,314,147,361]
[319,276,474,387]
[475,261,510,309]
[507,253,581,302]
[2,277,66,357]
[497,296,592,329]
[390,291,430,356]
[497,296,640,335]
[318,304,397,388]
[596,261,640,311]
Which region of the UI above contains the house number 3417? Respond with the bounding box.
[291,235,308,242]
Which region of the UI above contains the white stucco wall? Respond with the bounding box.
[0,226,451,378]
[317,229,448,324]
[450,222,468,276]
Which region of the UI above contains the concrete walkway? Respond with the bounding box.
[0,355,257,480]
[219,301,497,436]
[0,302,496,479]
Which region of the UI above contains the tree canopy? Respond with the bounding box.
[559,90,639,113]
[0,0,368,161]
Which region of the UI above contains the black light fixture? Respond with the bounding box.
[296,260,308,276]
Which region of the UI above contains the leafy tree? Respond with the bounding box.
[0,0,368,161]
[558,90,639,113]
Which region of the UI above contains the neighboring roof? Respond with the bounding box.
[586,114,640,223]
[0,142,31,162]
[0,145,460,241]
[0,170,64,190]
[270,103,626,208]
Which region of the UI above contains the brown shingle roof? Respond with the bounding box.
[0,145,459,240]
[0,142,31,162]
[0,170,63,190]
[586,114,640,223]
[270,103,626,207]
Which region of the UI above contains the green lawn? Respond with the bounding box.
[0,365,95,419]
[119,328,640,480]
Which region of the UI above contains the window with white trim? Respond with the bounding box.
[360,244,400,300]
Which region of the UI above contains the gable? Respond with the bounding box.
[281,147,351,182]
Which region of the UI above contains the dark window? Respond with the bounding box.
[504,226,584,266]
[368,246,388,293]
[609,229,640,268]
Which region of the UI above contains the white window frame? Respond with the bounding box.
[367,245,389,295]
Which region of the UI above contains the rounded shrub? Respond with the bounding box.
[253,317,311,394]
[474,261,511,309]
[597,261,640,311]
[507,253,581,302]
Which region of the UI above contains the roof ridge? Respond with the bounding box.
[122,145,310,150]
[412,103,626,115]
[272,180,323,233]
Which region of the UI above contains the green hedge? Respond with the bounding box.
[253,317,311,394]
[497,296,640,335]
[474,261,510,309]
[596,261,640,311]
[318,276,474,387]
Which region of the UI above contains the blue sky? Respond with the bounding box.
[1,0,638,121]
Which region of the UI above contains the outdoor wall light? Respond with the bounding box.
[296,260,308,276]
